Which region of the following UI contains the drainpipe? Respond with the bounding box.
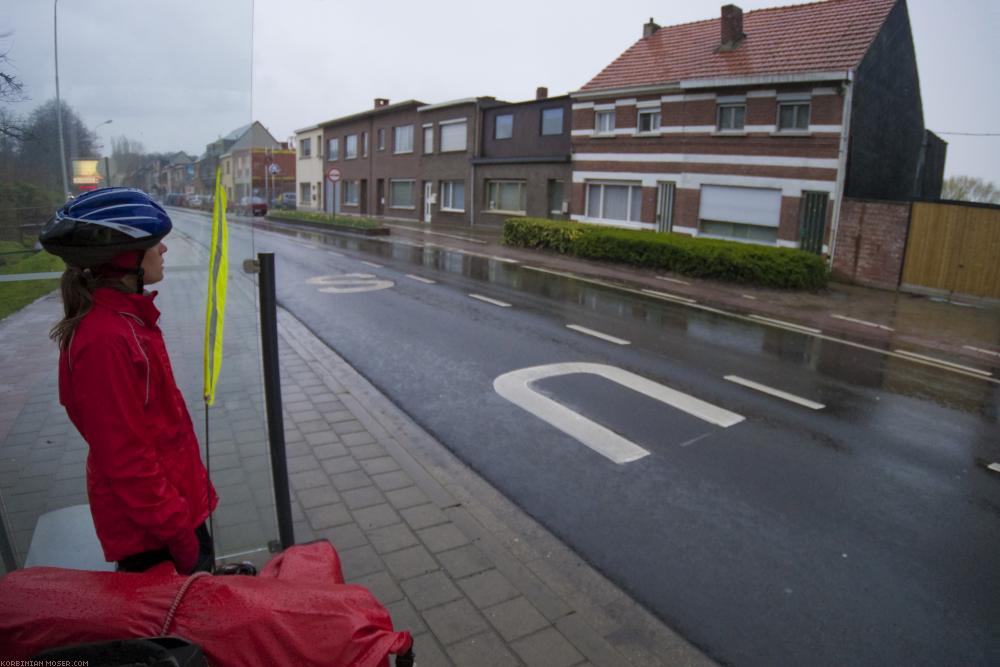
[828,70,854,268]
[470,103,480,227]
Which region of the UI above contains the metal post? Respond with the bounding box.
[53,0,69,197]
[104,156,112,188]
[257,252,294,550]
[0,498,19,572]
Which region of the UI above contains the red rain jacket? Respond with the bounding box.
[58,287,217,563]
[0,541,414,666]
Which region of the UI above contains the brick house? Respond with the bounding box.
[319,99,423,218]
[570,0,944,257]
[474,88,573,226]
[222,121,295,203]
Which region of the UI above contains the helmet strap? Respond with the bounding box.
[135,250,146,294]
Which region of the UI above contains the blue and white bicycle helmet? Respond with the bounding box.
[40,187,172,268]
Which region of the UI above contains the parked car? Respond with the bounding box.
[273,192,296,210]
[186,194,203,208]
[238,196,268,216]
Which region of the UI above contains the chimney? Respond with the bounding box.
[720,5,745,49]
[643,18,660,38]
[536,87,548,100]
[374,98,390,108]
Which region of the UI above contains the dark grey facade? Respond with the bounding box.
[473,94,573,227]
[845,0,945,201]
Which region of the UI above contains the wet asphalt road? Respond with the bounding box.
[175,211,1000,667]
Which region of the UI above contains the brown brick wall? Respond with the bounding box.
[616,105,637,129]
[832,198,911,289]
[673,188,701,231]
[778,196,801,243]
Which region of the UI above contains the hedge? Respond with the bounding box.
[503,217,828,290]
[266,210,386,231]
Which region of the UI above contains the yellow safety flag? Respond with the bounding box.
[203,166,229,406]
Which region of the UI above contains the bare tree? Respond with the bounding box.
[942,175,1000,205]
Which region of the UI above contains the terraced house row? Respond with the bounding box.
[295,0,944,259]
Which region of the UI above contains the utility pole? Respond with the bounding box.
[54,0,69,197]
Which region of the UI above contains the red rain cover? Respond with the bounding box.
[0,541,412,667]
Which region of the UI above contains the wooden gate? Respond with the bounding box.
[901,201,1000,300]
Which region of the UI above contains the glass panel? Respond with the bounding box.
[630,186,642,221]
[541,108,563,135]
[440,123,466,152]
[586,184,601,217]
[495,114,513,139]
[734,106,746,129]
[549,180,564,213]
[346,135,358,158]
[796,104,810,130]
[423,127,433,153]
[451,182,465,210]
[603,185,629,220]
[498,182,523,211]
[0,0,276,573]
[327,138,339,160]
[596,111,614,133]
[391,180,413,207]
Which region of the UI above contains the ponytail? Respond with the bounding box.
[48,267,127,350]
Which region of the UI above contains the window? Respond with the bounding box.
[698,185,781,244]
[316,134,322,156]
[327,138,339,161]
[300,182,311,202]
[344,180,359,205]
[585,182,642,222]
[541,108,563,136]
[377,128,385,151]
[440,121,467,152]
[486,180,526,213]
[423,126,434,154]
[345,134,358,159]
[299,137,311,158]
[394,125,414,153]
[390,179,415,208]
[362,131,368,157]
[778,102,810,131]
[548,180,565,215]
[495,114,513,140]
[717,104,746,131]
[440,180,465,211]
[224,162,229,174]
[595,110,615,134]
[637,109,660,133]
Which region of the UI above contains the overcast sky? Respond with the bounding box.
[3,0,998,183]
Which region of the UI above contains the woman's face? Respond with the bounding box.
[141,242,167,285]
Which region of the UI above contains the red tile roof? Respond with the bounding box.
[580,0,898,92]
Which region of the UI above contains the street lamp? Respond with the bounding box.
[54,0,69,198]
[92,119,113,187]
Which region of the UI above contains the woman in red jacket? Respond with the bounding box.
[40,187,217,574]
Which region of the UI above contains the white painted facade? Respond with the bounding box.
[294,125,325,211]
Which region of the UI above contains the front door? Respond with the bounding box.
[656,181,676,233]
[360,180,368,215]
[376,179,385,215]
[799,191,828,254]
[424,182,433,223]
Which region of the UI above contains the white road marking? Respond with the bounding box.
[493,362,744,464]
[469,293,511,308]
[749,314,822,335]
[963,345,1000,358]
[893,350,992,377]
[384,224,488,244]
[988,463,1000,474]
[566,324,630,346]
[406,274,436,284]
[641,289,697,304]
[306,273,394,294]
[831,314,894,331]
[360,260,383,268]
[656,276,691,285]
[678,433,713,448]
[724,375,826,410]
[520,266,999,384]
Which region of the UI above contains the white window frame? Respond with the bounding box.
[439,119,467,152]
[440,180,465,212]
[541,108,563,136]
[716,104,746,131]
[595,110,615,135]
[423,125,434,154]
[345,134,358,160]
[495,114,513,140]
[300,181,311,201]
[327,138,339,161]
[637,109,661,134]
[585,181,643,223]
[394,125,414,154]
[344,180,359,206]
[389,178,416,209]
[777,102,811,132]
[485,180,526,214]
[299,137,312,158]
